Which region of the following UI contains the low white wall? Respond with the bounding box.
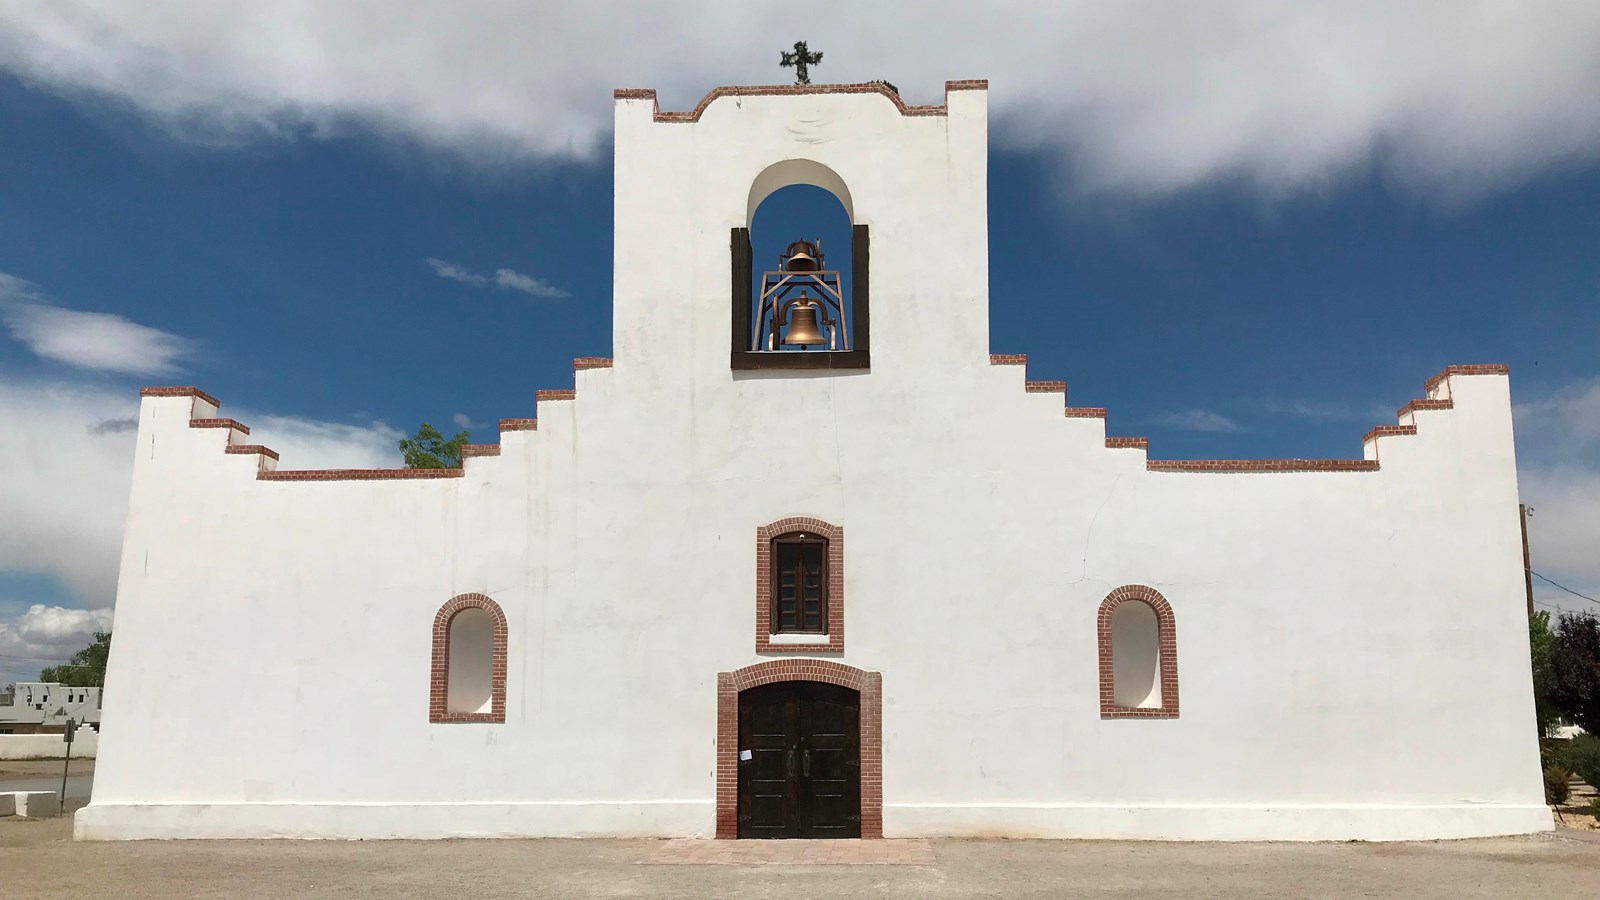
[0,730,98,760]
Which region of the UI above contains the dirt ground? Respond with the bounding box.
[0,758,95,779]
[1,813,1596,900]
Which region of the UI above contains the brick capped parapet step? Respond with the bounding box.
[1362,424,1417,444]
[1424,363,1508,394]
[1398,398,1453,417]
[225,445,279,461]
[499,418,538,432]
[140,385,220,407]
[259,468,463,481]
[1147,459,1380,473]
[617,80,986,124]
[189,417,249,435]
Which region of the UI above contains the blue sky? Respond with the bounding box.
[1,3,1598,679]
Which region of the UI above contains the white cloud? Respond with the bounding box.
[426,258,487,286]
[452,413,474,429]
[0,378,402,620]
[1271,399,1393,423]
[1515,377,1600,613]
[1151,409,1244,433]
[427,258,568,298]
[1,271,193,375]
[0,605,112,678]
[494,268,569,299]
[1,3,1598,200]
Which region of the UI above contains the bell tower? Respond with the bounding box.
[611,80,990,383]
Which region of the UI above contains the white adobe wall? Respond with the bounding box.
[0,729,97,760]
[77,83,1546,841]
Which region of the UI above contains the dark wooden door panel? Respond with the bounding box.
[739,683,798,838]
[798,683,861,838]
[737,681,861,839]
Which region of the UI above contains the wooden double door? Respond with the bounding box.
[737,681,861,839]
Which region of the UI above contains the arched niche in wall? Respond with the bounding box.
[732,159,869,371]
[448,607,494,713]
[429,593,508,724]
[1097,585,1179,719]
[1111,601,1161,708]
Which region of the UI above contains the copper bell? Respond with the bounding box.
[784,239,821,272]
[783,296,827,346]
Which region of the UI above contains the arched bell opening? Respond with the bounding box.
[732,162,870,370]
[745,158,855,228]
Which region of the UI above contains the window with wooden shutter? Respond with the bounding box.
[772,532,828,634]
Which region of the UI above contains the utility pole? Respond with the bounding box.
[1519,504,1534,616]
[60,717,76,815]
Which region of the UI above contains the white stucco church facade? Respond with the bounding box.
[79,80,1549,842]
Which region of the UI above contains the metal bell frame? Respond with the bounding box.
[752,239,850,352]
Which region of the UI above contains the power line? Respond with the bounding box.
[1531,570,1600,606]
[0,652,105,667]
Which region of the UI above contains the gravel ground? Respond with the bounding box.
[1,815,1596,900]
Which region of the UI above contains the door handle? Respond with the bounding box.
[802,749,810,776]
[787,749,795,776]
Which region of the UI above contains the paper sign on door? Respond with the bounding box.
[739,749,753,761]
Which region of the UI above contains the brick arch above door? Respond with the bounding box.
[716,659,883,839]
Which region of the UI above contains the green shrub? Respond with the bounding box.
[1591,798,1600,821]
[1540,737,1572,772]
[1567,734,1600,789]
[1544,766,1572,806]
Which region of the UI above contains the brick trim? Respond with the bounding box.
[460,444,501,458]
[1097,585,1179,719]
[260,468,463,481]
[499,418,538,432]
[536,389,576,402]
[1397,398,1453,418]
[616,79,985,123]
[1064,407,1107,418]
[1105,437,1149,450]
[1361,424,1417,444]
[1146,459,1378,473]
[755,517,844,654]
[224,444,279,461]
[989,354,1027,365]
[715,660,883,839]
[1025,380,1066,393]
[572,357,614,370]
[429,593,508,724]
[140,385,221,407]
[189,417,249,435]
[1423,363,1508,394]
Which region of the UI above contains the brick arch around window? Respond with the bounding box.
[716,659,883,839]
[1096,584,1180,719]
[429,593,508,724]
[755,517,845,653]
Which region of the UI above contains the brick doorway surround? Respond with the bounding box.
[716,659,883,839]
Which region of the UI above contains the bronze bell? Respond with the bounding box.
[783,296,827,346]
[784,239,821,272]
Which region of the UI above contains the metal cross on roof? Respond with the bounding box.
[780,40,823,85]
